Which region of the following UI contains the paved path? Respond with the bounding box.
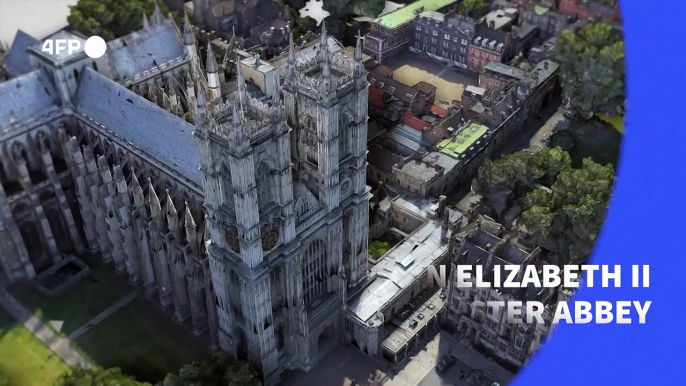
[0,286,92,369]
[67,289,140,341]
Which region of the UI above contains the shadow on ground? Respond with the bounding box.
[4,252,211,384]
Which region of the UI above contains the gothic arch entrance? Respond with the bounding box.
[315,322,338,362]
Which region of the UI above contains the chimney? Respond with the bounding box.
[438,195,447,216]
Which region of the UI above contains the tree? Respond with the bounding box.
[68,0,178,41]
[471,147,572,223]
[458,0,488,18]
[556,22,625,118]
[521,158,614,264]
[162,352,262,386]
[368,241,391,260]
[323,0,385,18]
[54,367,151,386]
[293,16,317,38]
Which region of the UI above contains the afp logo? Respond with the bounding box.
[41,36,107,59]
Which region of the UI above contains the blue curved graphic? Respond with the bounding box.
[512,1,686,384]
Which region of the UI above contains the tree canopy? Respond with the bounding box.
[472,147,613,263]
[556,22,625,118]
[458,0,489,18]
[324,0,386,18]
[68,0,178,41]
[54,367,151,386]
[521,157,614,264]
[162,353,262,386]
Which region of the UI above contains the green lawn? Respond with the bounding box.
[9,254,131,337]
[598,114,624,133]
[0,308,71,386]
[71,298,210,383]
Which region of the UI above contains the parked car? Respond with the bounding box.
[436,354,457,373]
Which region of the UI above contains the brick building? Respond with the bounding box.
[364,0,459,63]
[557,0,620,23]
[410,11,478,69]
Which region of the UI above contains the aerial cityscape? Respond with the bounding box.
[0,0,623,385]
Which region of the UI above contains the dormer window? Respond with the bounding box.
[444,33,450,39]
[416,25,422,30]
[432,30,438,36]
[388,86,396,93]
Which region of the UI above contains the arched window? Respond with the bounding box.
[340,117,354,160]
[221,164,234,208]
[256,162,273,209]
[301,239,328,306]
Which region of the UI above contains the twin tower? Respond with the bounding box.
[191,25,371,384]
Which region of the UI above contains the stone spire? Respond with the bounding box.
[206,42,221,106]
[183,13,195,46]
[151,0,165,26]
[196,80,207,115]
[143,12,150,29]
[205,41,218,73]
[286,31,296,81]
[148,177,161,217]
[235,57,247,107]
[185,203,196,230]
[355,32,363,62]
[229,97,248,149]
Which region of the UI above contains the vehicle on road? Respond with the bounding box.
[436,354,457,373]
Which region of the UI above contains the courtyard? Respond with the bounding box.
[383,55,479,104]
[2,252,211,384]
[281,330,512,386]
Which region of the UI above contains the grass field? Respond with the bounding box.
[0,308,71,386]
[598,114,625,133]
[71,298,210,383]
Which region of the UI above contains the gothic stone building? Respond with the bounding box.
[0,7,370,384]
[445,216,571,369]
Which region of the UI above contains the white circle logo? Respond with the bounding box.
[84,36,107,59]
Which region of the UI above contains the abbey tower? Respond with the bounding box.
[193,26,371,385]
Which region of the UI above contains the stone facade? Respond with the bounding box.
[0,13,370,386]
[445,216,568,369]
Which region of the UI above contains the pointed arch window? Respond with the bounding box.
[221,164,234,208]
[301,239,328,306]
[256,162,274,209]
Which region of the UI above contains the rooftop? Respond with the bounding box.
[4,30,38,76]
[347,209,452,323]
[483,61,528,80]
[0,69,59,129]
[382,289,446,354]
[107,19,186,80]
[373,0,459,29]
[270,36,345,78]
[72,67,200,187]
[437,122,488,157]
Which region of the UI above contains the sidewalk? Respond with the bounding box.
[0,279,91,369]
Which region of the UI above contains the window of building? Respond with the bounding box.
[416,25,422,31]
[416,33,421,39]
[388,86,396,93]
[432,30,438,36]
[453,36,458,42]
[462,39,468,45]
[431,47,436,54]
[444,33,450,39]
[431,38,437,44]
[415,42,421,48]
[460,47,466,53]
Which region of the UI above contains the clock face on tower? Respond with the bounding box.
[261,222,280,251]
